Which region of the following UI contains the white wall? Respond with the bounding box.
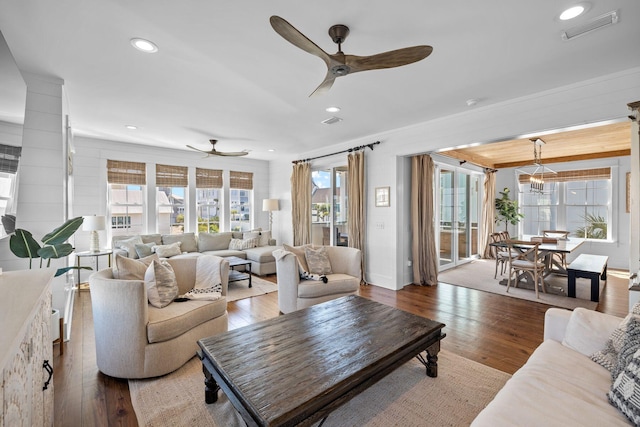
[271,67,640,290]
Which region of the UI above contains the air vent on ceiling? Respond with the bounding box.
[321,116,343,125]
[561,10,618,41]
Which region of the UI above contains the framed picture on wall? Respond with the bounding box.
[375,187,390,207]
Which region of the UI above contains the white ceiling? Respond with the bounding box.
[0,1,639,161]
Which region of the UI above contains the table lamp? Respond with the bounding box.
[262,199,279,231]
[83,215,106,252]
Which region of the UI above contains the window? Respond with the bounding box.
[196,168,222,233]
[229,171,252,232]
[0,144,21,237]
[107,160,146,236]
[156,164,188,235]
[518,167,611,240]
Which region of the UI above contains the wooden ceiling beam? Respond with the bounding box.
[494,149,631,169]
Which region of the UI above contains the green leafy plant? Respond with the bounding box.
[575,213,607,239]
[9,217,92,277]
[495,188,524,231]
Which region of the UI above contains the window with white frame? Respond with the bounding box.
[107,160,146,237]
[196,167,222,233]
[0,144,21,237]
[229,171,252,232]
[518,167,612,240]
[156,164,187,235]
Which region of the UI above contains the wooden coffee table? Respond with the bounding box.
[224,256,252,288]
[198,295,445,426]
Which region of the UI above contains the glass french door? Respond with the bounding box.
[311,166,348,246]
[438,167,480,269]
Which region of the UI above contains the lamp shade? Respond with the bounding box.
[262,199,279,212]
[83,215,106,231]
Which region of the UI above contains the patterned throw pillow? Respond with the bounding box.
[153,242,182,258]
[144,260,179,308]
[229,238,257,250]
[592,303,640,374]
[609,347,640,425]
[114,253,159,280]
[612,317,640,381]
[304,246,332,275]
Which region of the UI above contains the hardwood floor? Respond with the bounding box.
[53,269,629,426]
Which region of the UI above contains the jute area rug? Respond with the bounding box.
[438,259,599,310]
[129,350,510,427]
[226,275,277,302]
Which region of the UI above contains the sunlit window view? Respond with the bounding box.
[311,167,348,246]
[197,188,220,233]
[157,186,185,235]
[108,184,147,236]
[230,189,251,232]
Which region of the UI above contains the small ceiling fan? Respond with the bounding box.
[270,15,433,96]
[186,139,248,157]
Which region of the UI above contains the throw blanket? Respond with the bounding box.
[183,255,223,300]
[273,249,328,283]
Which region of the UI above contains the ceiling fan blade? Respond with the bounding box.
[186,144,210,154]
[309,72,336,97]
[270,16,331,65]
[215,151,248,157]
[345,45,433,73]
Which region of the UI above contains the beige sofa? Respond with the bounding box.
[89,257,229,379]
[274,245,361,314]
[472,308,632,426]
[112,231,280,276]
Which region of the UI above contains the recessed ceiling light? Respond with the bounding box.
[560,5,586,20]
[268,149,275,152]
[125,125,138,130]
[326,106,341,113]
[466,98,479,107]
[130,38,158,53]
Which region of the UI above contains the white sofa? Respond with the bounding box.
[472,308,631,426]
[112,231,280,276]
[275,245,361,314]
[89,257,229,379]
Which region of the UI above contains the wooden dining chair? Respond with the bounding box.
[543,230,570,268]
[506,240,547,299]
[490,232,513,279]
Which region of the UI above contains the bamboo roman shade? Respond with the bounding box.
[107,160,146,185]
[156,164,188,187]
[0,144,21,174]
[518,167,611,184]
[230,171,253,189]
[196,168,223,188]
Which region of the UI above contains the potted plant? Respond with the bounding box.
[9,216,92,277]
[495,188,524,232]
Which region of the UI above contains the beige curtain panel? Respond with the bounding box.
[480,170,496,259]
[291,162,311,245]
[107,159,146,185]
[411,154,438,286]
[347,150,366,283]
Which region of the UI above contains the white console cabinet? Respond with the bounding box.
[1,269,55,426]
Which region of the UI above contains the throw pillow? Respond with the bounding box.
[229,238,257,250]
[609,348,640,425]
[162,233,198,253]
[114,253,159,280]
[154,242,182,258]
[144,260,179,308]
[114,236,143,259]
[282,243,311,274]
[591,303,640,373]
[563,308,621,357]
[258,230,271,247]
[134,242,155,258]
[304,246,332,275]
[612,317,640,381]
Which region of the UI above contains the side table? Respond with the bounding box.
[76,249,113,291]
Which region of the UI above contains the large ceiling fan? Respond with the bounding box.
[186,139,248,157]
[270,15,433,96]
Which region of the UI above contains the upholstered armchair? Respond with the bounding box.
[275,245,361,314]
[89,257,229,379]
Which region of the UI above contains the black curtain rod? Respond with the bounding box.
[292,141,380,164]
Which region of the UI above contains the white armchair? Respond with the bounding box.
[89,257,229,379]
[275,245,361,314]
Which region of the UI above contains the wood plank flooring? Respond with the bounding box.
[53,269,629,426]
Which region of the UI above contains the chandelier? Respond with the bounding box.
[518,138,557,194]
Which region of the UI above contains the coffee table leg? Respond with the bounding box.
[416,341,440,377]
[202,363,220,404]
